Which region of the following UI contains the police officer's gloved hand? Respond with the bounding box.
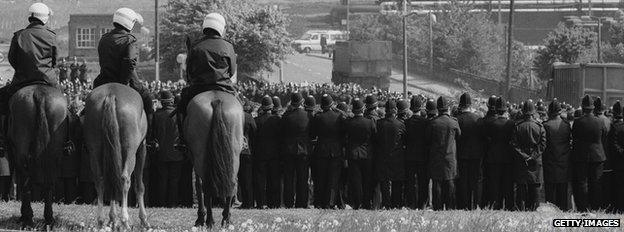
[147,140,159,151]
[63,140,75,157]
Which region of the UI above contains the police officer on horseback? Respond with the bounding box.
[174,12,238,150]
[92,8,154,117]
[0,3,57,152]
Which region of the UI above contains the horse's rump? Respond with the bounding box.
[185,91,243,198]
[8,85,67,183]
[84,83,147,201]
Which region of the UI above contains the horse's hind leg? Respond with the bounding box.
[132,141,149,228]
[95,179,106,228]
[43,181,55,228]
[194,174,206,227]
[120,173,131,230]
[203,190,215,229]
[18,173,34,229]
[221,196,234,227]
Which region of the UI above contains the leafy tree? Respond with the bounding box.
[533,23,596,81]
[160,0,292,76]
[349,1,523,84]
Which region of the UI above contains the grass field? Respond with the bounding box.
[0,201,622,231]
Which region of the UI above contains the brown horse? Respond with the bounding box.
[185,91,243,228]
[7,85,68,229]
[83,83,149,230]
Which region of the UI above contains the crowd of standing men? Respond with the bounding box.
[235,91,624,212]
[2,81,624,213]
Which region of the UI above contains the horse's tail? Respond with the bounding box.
[206,99,235,198]
[30,90,50,160]
[101,95,123,201]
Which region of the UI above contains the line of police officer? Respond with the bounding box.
[238,91,624,212]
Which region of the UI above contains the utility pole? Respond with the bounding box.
[155,0,160,81]
[279,60,284,83]
[402,0,408,99]
[597,18,602,62]
[429,12,434,75]
[505,0,514,99]
[346,0,350,33]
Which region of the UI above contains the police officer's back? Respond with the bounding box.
[93,8,153,114]
[0,3,56,115]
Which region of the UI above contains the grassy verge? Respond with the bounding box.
[0,201,621,231]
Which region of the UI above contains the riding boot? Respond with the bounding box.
[174,111,187,152]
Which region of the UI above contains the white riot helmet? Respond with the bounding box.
[113,8,143,31]
[202,13,226,36]
[28,3,51,25]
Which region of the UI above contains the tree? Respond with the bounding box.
[160,0,292,77]
[533,23,596,81]
[349,1,523,83]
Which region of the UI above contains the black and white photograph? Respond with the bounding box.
[0,0,623,231]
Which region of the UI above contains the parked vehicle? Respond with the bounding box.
[331,40,392,90]
[547,62,624,106]
[292,30,348,54]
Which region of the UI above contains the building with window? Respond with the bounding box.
[68,14,149,59]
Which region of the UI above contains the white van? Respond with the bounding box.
[292,30,348,53]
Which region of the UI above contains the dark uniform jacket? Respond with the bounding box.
[279,107,311,157]
[510,117,546,184]
[153,105,184,162]
[241,112,257,156]
[254,113,281,161]
[374,116,406,181]
[311,109,342,158]
[597,114,612,169]
[484,116,515,164]
[608,120,624,170]
[456,111,484,160]
[542,116,572,183]
[571,114,608,163]
[405,115,429,162]
[93,28,141,88]
[187,35,237,91]
[343,115,376,160]
[426,113,461,180]
[8,21,57,87]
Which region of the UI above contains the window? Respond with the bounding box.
[76,28,96,48]
[311,34,319,40]
[100,28,112,38]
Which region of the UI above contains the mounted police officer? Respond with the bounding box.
[542,99,572,211]
[92,8,153,117]
[0,2,57,153]
[510,100,546,211]
[426,96,461,210]
[174,13,238,150]
[571,95,608,211]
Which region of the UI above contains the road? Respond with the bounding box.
[267,53,465,98]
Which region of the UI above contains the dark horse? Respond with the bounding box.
[185,91,243,228]
[83,83,149,230]
[7,85,68,229]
